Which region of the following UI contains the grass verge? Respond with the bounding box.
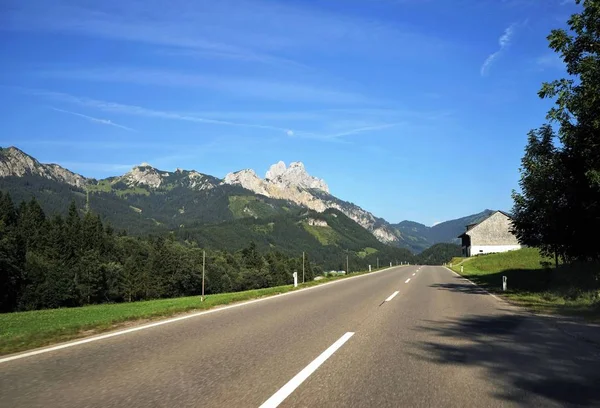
[0,266,392,356]
[450,248,600,320]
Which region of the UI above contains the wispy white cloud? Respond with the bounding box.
[296,123,399,140]
[27,89,406,142]
[40,68,373,105]
[31,90,294,135]
[481,23,518,76]
[50,107,137,132]
[155,48,311,70]
[3,0,446,66]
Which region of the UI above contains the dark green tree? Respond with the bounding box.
[512,0,600,262]
[512,126,568,266]
[0,192,25,311]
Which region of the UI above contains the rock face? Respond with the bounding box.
[224,161,400,245]
[0,146,88,188]
[115,165,218,191]
[224,169,270,196]
[307,218,328,227]
[265,161,286,181]
[0,147,219,193]
[122,165,164,189]
[265,161,329,193]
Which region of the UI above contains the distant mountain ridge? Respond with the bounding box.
[0,146,493,253]
[0,146,88,188]
[391,210,496,246]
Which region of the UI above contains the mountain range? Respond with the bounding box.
[0,146,493,256]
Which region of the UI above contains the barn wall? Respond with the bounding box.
[470,245,522,256]
[469,212,520,246]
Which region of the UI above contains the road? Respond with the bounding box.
[1,265,599,407]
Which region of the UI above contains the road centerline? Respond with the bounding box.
[385,291,399,302]
[405,278,411,283]
[259,332,355,408]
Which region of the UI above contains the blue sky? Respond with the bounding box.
[0,0,577,225]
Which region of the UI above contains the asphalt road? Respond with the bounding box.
[2,265,599,407]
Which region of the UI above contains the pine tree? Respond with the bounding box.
[0,192,25,311]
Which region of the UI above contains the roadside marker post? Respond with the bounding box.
[502,276,507,291]
[461,265,464,273]
[293,271,298,288]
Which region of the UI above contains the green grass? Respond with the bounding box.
[302,223,340,245]
[251,222,275,234]
[357,247,378,258]
[87,180,113,193]
[0,266,394,356]
[87,181,150,197]
[228,196,277,219]
[449,256,468,266]
[451,248,600,320]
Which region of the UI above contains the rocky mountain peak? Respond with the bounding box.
[122,164,163,189]
[0,147,40,177]
[224,169,269,196]
[265,161,286,181]
[220,161,405,245]
[0,146,88,188]
[263,161,329,193]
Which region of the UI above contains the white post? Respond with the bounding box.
[369,265,372,272]
[293,271,298,288]
[502,276,507,291]
[390,262,392,267]
[461,265,464,273]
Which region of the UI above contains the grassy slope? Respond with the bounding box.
[302,223,339,245]
[0,266,394,356]
[451,248,600,320]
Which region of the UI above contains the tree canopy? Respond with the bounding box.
[512,0,600,263]
[0,194,317,313]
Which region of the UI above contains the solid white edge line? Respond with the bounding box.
[405,278,411,283]
[0,266,402,364]
[259,332,355,408]
[443,267,501,301]
[385,291,399,302]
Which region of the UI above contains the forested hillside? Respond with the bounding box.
[0,193,412,312]
[415,243,462,265]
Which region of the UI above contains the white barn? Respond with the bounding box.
[458,210,521,257]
